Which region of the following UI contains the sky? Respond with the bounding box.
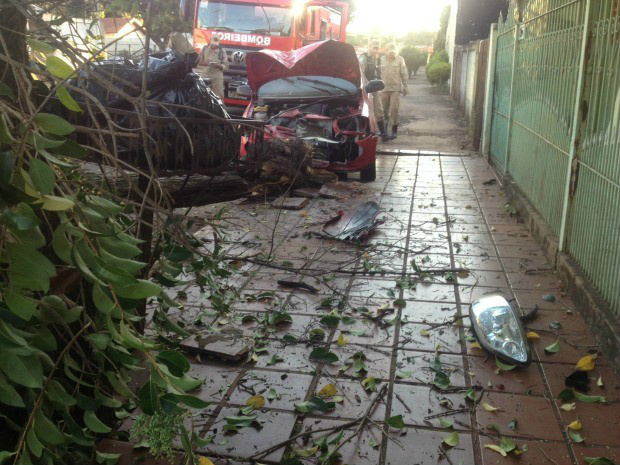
[347,0,453,36]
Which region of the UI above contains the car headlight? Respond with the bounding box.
[470,295,531,366]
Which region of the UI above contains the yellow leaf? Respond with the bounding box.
[362,252,369,260]
[318,383,337,398]
[560,403,576,411]
[484,444,507,457]
[575,355,595,371]
[246,395,265,408]
[470,342,482,350]
[527,331,540,340]
[568,420,582,431]
[300,210,309,217]
[482,402,500,412]
[337,333,349,346]
[198,458,215,465]
[419,329,430,337]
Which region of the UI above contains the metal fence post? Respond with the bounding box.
[504,20,520,174]
[558,0,593,252]
[481,23,498,158]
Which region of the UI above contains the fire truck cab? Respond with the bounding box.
[181,0,349,110]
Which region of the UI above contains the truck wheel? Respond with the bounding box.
[360,162,376,182]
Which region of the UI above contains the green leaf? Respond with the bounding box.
[112,279,162,299]
[499,436,516,453]
[0,374,25,407]
[95,451,121,465]
[309,347,339,364]
[464,387,481,402]
[439,417,453,428]
[0,151,14,187]
[0,81,15,99]
[0,114,15,144]
[46,56,75,79]
[393,298,407,307]
[584,458,616,465]
[569,430,585,443]
[495,358,517,371]
[309,328,326,341]
[29,158,55,195]
[156,350,190,377]
[542,293,556,302]
[34,113,75,136]
[4,291,38,320]
[320,315,340,327]
[443,431,459,447]
[6,242,56,292]
[46,380,77,406]
[0,353,42,388]
[57,85,81,112]
[51,138,87,158]
[137,381,158,415]
[574,391,606,403]
[544,339,561,354]
[433,371,451,390]
[27,428,43,458]
[387,415,405,430]
[34,411,65,445]
[84,410,111,434]
[294,396,335,414]
[2,202,40,231]
[557,388,576,402]
[42,195,75,211]
[27,38,56,54]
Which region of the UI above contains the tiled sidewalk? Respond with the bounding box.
[161,154,620,465]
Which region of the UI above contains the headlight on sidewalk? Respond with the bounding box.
[470,295,531,367]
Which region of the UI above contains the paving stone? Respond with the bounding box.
[480,438,570,465]
[271,196,309,209]
[466,355,546,396]
[314,377,387,421]
[385,428,475,465]
[227,370,313,411]
[396,350,466,387]
[399,323,462,354]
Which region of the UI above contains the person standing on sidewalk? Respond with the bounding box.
[199,35,228,101]
[380,43,408,141]
[358,40,387,138]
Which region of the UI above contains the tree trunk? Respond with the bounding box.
[0,5,29,95]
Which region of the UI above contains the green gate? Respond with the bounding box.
[487,0,620,315]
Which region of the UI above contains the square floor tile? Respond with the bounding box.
[227,370,313,411]
[385,428,475,465]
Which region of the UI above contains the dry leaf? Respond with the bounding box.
[597,376,604,387]
[560,403,576,411]
[318,383,337,398]
[470,342,482,349]
[484,444,507,457]
[198,457,215,465]
[526,331,540,340]
[246,395,265,408]
[300,211,309,217]
[568,419,582,431]
[482,402,500,412]
[575,355,595,371]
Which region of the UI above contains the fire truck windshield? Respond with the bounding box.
[197,1,293,37]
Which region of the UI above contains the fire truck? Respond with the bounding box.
[181,0,349,110]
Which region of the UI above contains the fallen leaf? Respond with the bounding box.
[294,446,318,457]
[484,444,507,457]
[575,355,595,371]
[526,331,540,340]
[483,402,501,412]
[542,293,556,302]
[597,376,604,388]
[299,211,309,218]
[419,329,431,337]
[198,458,215,465]
[246,396,265,409]
[443,431,459,447]
[569,430,585,443]
[470,341,482,349]
[568,420,582,431]
[387,415,405,430]
[495,358,517,372]
[439,417,453,428]
[337,333,349,346]
[544,339,561,354]
[318,384,337,398]
[560,403,576,411]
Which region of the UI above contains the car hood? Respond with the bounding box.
[245,40,361,92]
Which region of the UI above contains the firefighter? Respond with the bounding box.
[380,43,409,141]
[199,35,228,101]
[358,40,386,138]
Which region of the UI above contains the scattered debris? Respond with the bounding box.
[276,280,319,293]
[482,179,497,186]
[180,331,252,362]
[319,182,361,199]
[322,201,382,241]
[271,196,309,210]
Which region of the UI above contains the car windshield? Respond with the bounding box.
[197,1,293,36]
[258,76,357,100]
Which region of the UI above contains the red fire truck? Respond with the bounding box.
[181,0,349,110]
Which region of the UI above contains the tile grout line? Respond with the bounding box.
[440,156,482,464]
[379,154,420,465]
[460,157,579,465]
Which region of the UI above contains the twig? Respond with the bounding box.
[423,408,469,420]
[539,446,560,465]
[395,393,412,413]
[438,446,455,465]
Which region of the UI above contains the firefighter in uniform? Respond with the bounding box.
[199,35,228,101]
[380,43,409,141]
[358,40,387,138]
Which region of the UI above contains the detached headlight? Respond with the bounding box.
[470,295,531,367]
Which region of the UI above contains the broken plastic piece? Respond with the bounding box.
[322,201,382,241]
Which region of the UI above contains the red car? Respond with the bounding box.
[237,40,384,182]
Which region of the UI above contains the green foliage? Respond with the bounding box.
[400,46,427,77]
[130,411,185,460]
[426,62,451,85]
[434,5,451,52]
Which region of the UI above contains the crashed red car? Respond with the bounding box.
[237,40,384,182]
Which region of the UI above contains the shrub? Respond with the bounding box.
[400,46,427,77]
[427,62,452,85]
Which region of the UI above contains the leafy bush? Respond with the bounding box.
[427,62,452,85]
[400,46,427,77]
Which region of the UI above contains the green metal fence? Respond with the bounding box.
[488,0,620,315]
